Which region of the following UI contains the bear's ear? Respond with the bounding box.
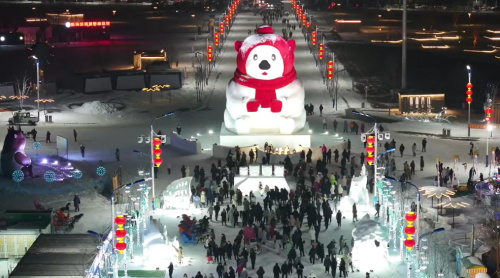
[234,41,243,51]
[288,40,296,51]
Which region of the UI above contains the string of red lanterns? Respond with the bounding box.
[466,82,473,104]
[153,137,163,167]
[366,136,375,165]
[114,215,127,253]
[404,212,417,251]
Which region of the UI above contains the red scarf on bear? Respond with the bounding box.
[234,68,297,109]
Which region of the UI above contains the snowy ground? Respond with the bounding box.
[0,1,496,278]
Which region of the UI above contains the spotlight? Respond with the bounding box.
[41,158,48,164]
[208,130,214,134]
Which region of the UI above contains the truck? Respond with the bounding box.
[8,111,38,125]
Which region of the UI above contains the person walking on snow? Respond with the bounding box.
[399,144,405,157]
[333,120,338,131]
[336,210,342,227]
[352,203,357,222]
[80,144,85,158]
[343,120,348,133]
[73,194,80,212]
[46,131,51,143]
[31,129,37,142]
[412,143,417,157]
[422,138,427,152]
[177,125,182,135]
[319,104,323,116]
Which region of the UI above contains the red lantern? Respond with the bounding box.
[328,60,334,80]
[405,212,417,222]
[466,97,473,104]
[404,239,415,250]
[116,242,127,251]
[405,226,416,235]
[153,138,162,146]
[366,156,375,164]
[366,146,375,153]
[114,215,126,226]
[319,43,324,60]
[466,90,473,96]
[153,148,162,156]
[486,108,493,114]
[116,229,127,239]
[366,136,375,144]
[312,31,317,45]
[466,83,473,89]
[154,158,163,166]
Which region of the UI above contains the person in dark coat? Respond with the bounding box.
[221,209,227,225]
[281,262,289,278]
[296,261,304,278]
[257,266,265,278]
[273,263,281,278]
[229,266,236,278]
[352,203,357,222]
[339,258,347,277]
[250,248,256,269]
[336,210,342,227]
[217,262,224,278]
[73,194,80,212]
[324,256,331,274]
[168,262,173,278]
[331,256,337,277]
[309,247,316,264]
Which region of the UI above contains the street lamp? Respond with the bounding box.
[352,110,379,197]
[150,111,175,210]
[29,55,40,120]
[466,65,472,137]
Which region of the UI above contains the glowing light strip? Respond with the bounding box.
[371,39,402,44]
[463,49,497,53]
[415,31,445,35]
[409,37,438,41]
[421,45,450,49]
[484,36,500,41]
[487,30,500,33]
[335,19,361,23]
[435,35,459,40]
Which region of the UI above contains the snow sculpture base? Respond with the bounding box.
[351,214,389,272]
[220,122,311,148]
[234,176,289,200]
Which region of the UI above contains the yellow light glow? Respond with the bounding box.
[415,31,445,35]
[487,30,500,34]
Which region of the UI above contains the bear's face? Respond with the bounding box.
[1,129,26,154]
[245,45,284,80]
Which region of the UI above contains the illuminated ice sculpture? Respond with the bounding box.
[351,214,389,271]
[223,25,306,135]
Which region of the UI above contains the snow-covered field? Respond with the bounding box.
[0,2,496,278]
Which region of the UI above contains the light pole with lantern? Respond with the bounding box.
[466,65,472,137]
[352,110,378,198]
[149,111,175,210]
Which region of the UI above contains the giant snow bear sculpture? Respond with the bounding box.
[224,26,306,135]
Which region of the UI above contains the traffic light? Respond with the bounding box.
[208,45,213,62]
[312,31,317,45]
[153,137,163,167]
[328,60,334,79]
[220,22,225,35]
[214,32,220,46]
[319,43,324,59]
[366,136,375,165]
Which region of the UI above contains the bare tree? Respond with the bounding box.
[14,75,31,111]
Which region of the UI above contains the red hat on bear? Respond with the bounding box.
[234,26,296,76]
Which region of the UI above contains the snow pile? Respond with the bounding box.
[73,101,117,115]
